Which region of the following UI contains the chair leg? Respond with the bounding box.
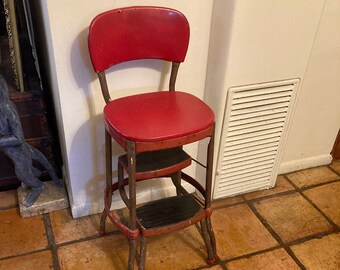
[118,163,130,208]
[204,125,217,263]
[99,204,108,235]
[170,171,182,196]
[100,129,113,235]
[127,141,138,269]
[128,239,137,270]
[200,219,214,262]
[138,236,147,270]
[205,125,215,210]
[206,216,217,256]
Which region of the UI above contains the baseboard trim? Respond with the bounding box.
[279,154,333,174]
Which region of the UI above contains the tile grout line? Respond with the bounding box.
[0,248,50,262]
[242,195,307,270]
[212,173,339,269]
[1,165,338,269]
[0,204,19,211]
[242,189,297,204]
[43,213,61,270]
[55,229,122,248]
[192,258,228,270]
[296,178,340,192]
[221,263,228,270]
[282,164,334,175]
[285,230,337,246]
[213,200,245,210]
[210,188,305,268]
[327,161,340,177]
[217,246,283,266]
[283,175,339,232]
[212,188,298,211]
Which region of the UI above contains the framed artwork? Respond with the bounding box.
[3,0,24,91]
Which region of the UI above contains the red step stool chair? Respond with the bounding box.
[88,6,217,269]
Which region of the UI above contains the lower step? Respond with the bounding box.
[137,194,201,229]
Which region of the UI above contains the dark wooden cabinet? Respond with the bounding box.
[0,88,62,188]
[331,130,340,160]
[0,2,62,190]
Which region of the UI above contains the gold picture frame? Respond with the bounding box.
[3,0,24,91]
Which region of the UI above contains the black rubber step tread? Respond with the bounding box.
[119,147,191,174]
[137,194,201,229]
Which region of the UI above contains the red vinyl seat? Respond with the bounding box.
[88,6,217,269]
[104,91,214,142]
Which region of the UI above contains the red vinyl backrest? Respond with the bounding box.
[88,6,190,73]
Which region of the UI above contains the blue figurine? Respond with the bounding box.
[0,74,62,207]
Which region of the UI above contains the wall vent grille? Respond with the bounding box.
[214,79,299,199]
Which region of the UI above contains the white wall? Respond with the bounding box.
[40,0,214,217]
[202,0,340,196]
[280,0,340,172]
[41,0,340,217]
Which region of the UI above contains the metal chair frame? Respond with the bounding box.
[88,6,217,269]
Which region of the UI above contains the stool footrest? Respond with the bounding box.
[137,194,201,229]
[119,148,191,180]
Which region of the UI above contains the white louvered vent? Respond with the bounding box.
[213,79,299,199]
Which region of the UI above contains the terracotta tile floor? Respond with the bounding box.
[0,162,339,270]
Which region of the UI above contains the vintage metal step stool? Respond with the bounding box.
[88,6,217,269]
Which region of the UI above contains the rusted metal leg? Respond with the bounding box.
[204,125,217,264]
[128,239,137,270]
[200,219,214,262]
[118,163,130,208]
[99,199,108,235]
[171,170,191,196]
[206,216,217,257]
[100,129,113,235]
[138,236,147,270]
[127,141,138,269]
[170,171,182,196]
[205,125,215,210]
